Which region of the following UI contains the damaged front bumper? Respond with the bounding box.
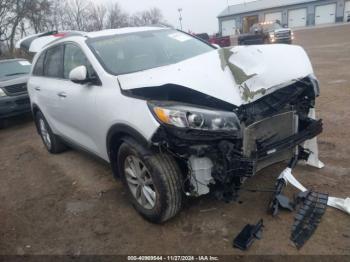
[150,77,323,202]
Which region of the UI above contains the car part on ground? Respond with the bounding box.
[291,191,328,249]
[327,197,350,215]
[233,219,264,250]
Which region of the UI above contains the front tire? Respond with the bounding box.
[117,139,183,223]
[35,111,67,154]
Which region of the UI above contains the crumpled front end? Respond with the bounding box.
[149,76,322,202]
[119,43,322,202]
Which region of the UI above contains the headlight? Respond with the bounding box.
[269,32,275,38]
[0,88,6,97]
[148,102,240,131]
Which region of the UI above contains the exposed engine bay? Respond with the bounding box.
[146,76,323,202]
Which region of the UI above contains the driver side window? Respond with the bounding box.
[63,44,97,80]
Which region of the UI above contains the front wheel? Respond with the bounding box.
[117,139,183,223]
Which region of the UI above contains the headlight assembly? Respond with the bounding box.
[0,88,6,97]
[148,102,240,132]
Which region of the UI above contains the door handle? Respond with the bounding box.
[57,92,67,98]
[34,87,41,91]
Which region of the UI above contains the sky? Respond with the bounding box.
[99,0,257,34]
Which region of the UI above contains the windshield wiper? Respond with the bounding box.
[5,72,28,76]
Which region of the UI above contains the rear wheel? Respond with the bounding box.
[117,139,183,223]
[35,111,67,154]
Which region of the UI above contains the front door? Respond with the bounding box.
[54,43,101,154]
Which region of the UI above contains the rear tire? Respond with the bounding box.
[35,111,67,154]
[117,138,183,223]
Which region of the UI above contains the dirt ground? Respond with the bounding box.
[0,24,350,256]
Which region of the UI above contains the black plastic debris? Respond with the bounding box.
[268,178,294,216]
[291,191,328,249]
[233,219,264,250]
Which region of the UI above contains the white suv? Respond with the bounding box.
[28,27,323,223]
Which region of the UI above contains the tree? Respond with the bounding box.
[26,0,52,33]
[106,3,130,29]
[87,3,107,31]
[64,0,89,31]
[130,7,163,26]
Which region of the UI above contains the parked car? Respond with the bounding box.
[195,33,210,42]
[238,22,294,45]
[0,59,32,125]
[26,27,322,223]
[209,33,231,47]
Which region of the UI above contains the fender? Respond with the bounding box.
[106,123,153,178]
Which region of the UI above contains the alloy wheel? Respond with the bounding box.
[124,155,156,209]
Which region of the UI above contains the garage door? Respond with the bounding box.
[315,4,336,25]
[222,20,236,36]
[288,8,307,28]
[265,12,282,23]
[345,1,350,22]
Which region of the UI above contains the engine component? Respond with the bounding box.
[189,156,214,196]
[291,191,328,249]
[233,219,264,251]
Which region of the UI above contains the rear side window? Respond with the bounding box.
[33,52,45,76]
[44,45,64,78]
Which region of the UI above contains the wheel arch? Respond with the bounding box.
[107,123,153,178]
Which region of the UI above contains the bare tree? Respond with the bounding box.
[106,3,130,29]
[130,7,163,26]
[64,0,89,31]
[87,3,107,31]
[26,0,52,33]
[8,0,31,54]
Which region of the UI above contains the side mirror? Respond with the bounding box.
[212,44,221,49]
[69,66,87,84]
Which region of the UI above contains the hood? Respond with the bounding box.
[0,75,29,88]
[118,44,313,107]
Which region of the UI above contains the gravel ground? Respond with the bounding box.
[0,24,349,256]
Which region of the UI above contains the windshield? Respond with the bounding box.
[88,29,214,75]
[0,60,31,78]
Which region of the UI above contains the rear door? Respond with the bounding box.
[53,43,101,153]
[29,45,65,132]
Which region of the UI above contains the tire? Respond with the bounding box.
[117,139,183,223]
[35,111,67,154]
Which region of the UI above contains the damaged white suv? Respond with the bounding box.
[27,27,323,223]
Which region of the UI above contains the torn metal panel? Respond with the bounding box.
[118,44,314,106]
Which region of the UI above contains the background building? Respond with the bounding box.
[218,0,350,35]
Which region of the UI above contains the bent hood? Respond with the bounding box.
[117,44,314,107]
